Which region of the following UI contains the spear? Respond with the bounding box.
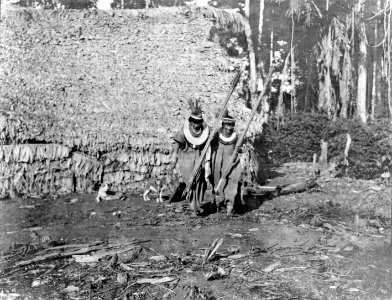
[181,70,242,202]
[214,67,274,196]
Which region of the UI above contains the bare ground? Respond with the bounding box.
[0,164,391,300]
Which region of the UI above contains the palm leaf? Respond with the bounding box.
[202,237,223,265]
[201,6,248,33]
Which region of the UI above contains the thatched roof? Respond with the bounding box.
[0,7,254,156]
[0,7,267,195]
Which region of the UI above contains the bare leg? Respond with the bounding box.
[224,179,238,216]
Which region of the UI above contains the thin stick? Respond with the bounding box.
[120,282,137,296]
[182,71,242,201]
[215,67,274,194]
[152,283,175,294]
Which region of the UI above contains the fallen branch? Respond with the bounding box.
[245,185,281,196]
[279,179,317,195]
[136,277,176,284]
[14,240,148,268]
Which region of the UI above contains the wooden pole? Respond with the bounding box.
[215,68,274,195]
[319,139,328,169]
[270,29,274,69]
[181,71,242,201]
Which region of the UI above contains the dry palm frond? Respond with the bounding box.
[201,6,248,33]
[287,0,301,17]
[202,237,223,265]
[286,0,322,26]
[310,0,322,18]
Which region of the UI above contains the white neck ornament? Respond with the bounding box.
[184,120,209,146]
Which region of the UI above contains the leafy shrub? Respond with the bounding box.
[253,113,391,180]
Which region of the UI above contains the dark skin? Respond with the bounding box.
[222,122,235,138]
[189,120,203,134]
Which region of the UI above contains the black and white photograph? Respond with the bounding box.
[0,0,391,299]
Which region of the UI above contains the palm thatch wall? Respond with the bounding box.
[0,7,259,197]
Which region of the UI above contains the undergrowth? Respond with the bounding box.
[253,113,392,180]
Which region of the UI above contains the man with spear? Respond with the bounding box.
[172,99,212,216]
[210,109,243,216]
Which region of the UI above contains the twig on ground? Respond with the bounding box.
[13,240,148,268]
[145,288,158,300]
[151,282,175,294]
[95,285,119,295]
[120,282,137,296]
[266,243,279,252]
[250,267,276,279]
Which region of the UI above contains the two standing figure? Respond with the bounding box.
[172,100,243,216]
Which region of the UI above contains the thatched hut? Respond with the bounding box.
[0,7,262,197]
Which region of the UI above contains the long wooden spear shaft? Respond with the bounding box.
[215,67,274,195]
[182,70,242,201]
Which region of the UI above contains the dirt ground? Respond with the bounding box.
[0,164,391,300]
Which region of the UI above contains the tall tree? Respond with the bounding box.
[387,0,392,116]
[370,0,381,120]
[356,0,367,124]
[244,0,257,105]
[257,0,265,73]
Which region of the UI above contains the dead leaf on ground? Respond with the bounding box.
[60,285,80,294]
[136,276,175,284]
[149,255,166,261]
[226,245,240,254]
[227,253,247,260]
[72,254,99,264]
[262,261,281,273]
[226,233,244,238]
[129,262,149,267]
[345,287,361,293]
[248,228,259,232]
[31,278,49,288]
[205,266,227,281]
[0,291,20,300]
[117,272,128,285]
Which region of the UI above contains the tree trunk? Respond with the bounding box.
[244,0,250,18]
[347,7,356,119]
[376,56,382,116]
[371,8,378,120]
[290,14,296,115]
[319,139,328,169]
[357,23,367,124]
[257,0,265,73]
[340,42,351,119]
[388,0,392,117]
[304,56,312,111]
[277,52,290,130]
[244,0,257,105]
[270,29,274,69]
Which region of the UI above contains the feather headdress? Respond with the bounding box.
[188,99,203,121]
[222,108,235,124]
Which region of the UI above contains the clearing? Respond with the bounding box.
[0,164,391,300]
